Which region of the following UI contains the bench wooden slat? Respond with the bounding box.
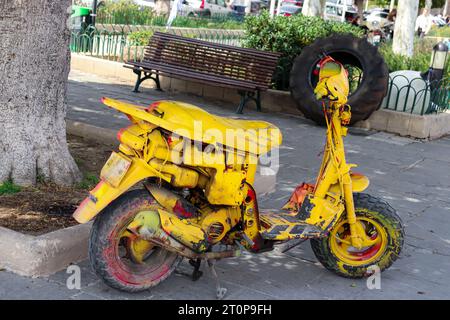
[124,31,280,113]
[142,48,276,84]
[126,62,265,90]
[150,32,280,60]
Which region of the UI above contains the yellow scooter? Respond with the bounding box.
[74,57,404,297]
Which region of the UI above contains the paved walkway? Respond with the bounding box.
[1,70,450,300]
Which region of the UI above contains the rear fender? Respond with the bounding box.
[73,158,163,223]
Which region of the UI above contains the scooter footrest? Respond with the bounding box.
[260,212,325,241]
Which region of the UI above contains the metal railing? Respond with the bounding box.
[382,74,449,115]
[70,25,245,62]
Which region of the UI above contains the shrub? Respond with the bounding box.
[379,44,430,73]
[97,0,154,25]
[128,30,154,46]
[242,11,364,90]
[427,26,450,38]
[149,15,244,29]
[97,1,243,29]
[379,42,450,78]
[0,181,21,195]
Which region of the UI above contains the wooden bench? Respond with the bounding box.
[124,32,280,114]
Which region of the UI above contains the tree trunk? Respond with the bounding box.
[302,0,326,17]
[244,0,252,14]
[0,0,81,186]
[155,0,171,15]
[392,0,419,57]
[269,0,276,17]
[389,0,396,12]
[355,0,364,18]
[443,0,449,16]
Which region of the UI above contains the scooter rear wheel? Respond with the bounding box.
[89,189,182,292]
[310,193,404,278]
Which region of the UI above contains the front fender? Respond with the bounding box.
[329,172,370,194]
[73,158,158,223]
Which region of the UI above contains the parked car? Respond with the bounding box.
[324,0,357,23]
[278,4,302,16]
[181,0,233,17]
[362,8,390,28]
[281,0,303,7]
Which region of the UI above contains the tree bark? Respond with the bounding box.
[244,0,252,14]
[389,0,396,11]
[0,0,81,186]
[155,0,171,15]
[355,0,364,18]
[392,0,419,57]
[269,0,276,17]
[443,0,449,16]
[302,0,326,17]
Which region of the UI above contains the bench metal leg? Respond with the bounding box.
[133,69,142,93]
[132,69,162,93]
[256,89,261,112]
[235,90,262,114]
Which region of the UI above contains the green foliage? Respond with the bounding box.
[0,181,21,195]
[78,174,99,190]
[96,1,243,29]
[128,29,198,46]
[128,30,154,46]
[97,0,154,25]
[379,45,429,72]
[138,15,243,29]
[419,0,446,8]
[242,11,364,90]
[379,42,450,77]
[428,26,450,38]
[374,0,446,8]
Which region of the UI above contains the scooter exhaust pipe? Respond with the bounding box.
[135,224,240,260]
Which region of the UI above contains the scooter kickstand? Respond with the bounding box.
[207,259,227,300]
[189,258,203,281]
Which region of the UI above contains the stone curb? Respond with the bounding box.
[0,223,92,277]
[66,120,118,146]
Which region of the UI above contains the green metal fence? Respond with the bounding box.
[382,74,449,115]
[70,25,245,62]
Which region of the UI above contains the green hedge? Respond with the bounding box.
[97,0,243,29]
[97,0,154,25]
[242,11,364,90]
[427,26,450,38]
[128,30,154,46]
[379,41,450,77]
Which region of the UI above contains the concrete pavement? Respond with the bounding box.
[1,70,450,300]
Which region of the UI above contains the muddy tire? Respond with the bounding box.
[290,34,388,125]
[310,193,404,278]
[89,189,182,292]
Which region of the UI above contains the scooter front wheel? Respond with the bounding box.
[310,193,404,278]
[89,189,182,292]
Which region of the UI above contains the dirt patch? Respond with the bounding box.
[0,134,113,235]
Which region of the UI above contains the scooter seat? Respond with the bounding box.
[102,97,282,155]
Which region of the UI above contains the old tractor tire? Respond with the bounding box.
[290,34,388,125]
